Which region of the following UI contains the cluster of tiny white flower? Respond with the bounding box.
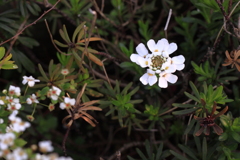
[0,110,30,159]
[0,76,73,160]
[130,38,185,88]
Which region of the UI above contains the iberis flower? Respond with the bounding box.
[130,38,185,88]
[22,76,40,87]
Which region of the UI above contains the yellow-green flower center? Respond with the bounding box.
[150,55,166,70]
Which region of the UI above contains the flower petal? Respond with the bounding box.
[148,74,157,86]
[140,73,149,85]
[147,39,157,52]
[165,73,178,84]
[167,43,178,55]
[158,77,168,88]
[136,43,149,56]
[137,57,150,68]
[156,38,169,52]
[60,103,66,110]
[175,64,185,71]
[130,54,139,63]
[172,55,185,64]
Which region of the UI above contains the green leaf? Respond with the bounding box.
[231,132,240,143]
[170,150,189,160]
[219,132,228,141]
[184,92,200,103]
[156,143,163,159]
[202,137,207,160]
[172,103,196,108]
[194,136,201,153]
[128,86,139,97]
[172,108,197,115]
[184,119,196,135]
[189,81,200,99]
[0,47,5,60]
[121,82,132,95]
[232,118,240,132]
[178,144,198,160]
[38,63,49,81]
[136,148,148,160]
[222,147,231,158]
[14,138,27,147]
[11,50,35,73]
[72,21,86,42]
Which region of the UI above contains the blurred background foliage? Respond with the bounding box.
[0,0,240,159]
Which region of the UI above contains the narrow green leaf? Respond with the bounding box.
[202,137,207,160]
[59,29,69,43]
[136,148,148,160]
[0,23,16,35]
[194,136,201,153]
[121,82,132,95]
[72,22,86,42]
[128,86,139,97]
[218,68,235,76]
[169,150,189,160]
[189,81,200,99]
[145,140,152,159]
[54,40,68,48]
[184,119,196,135]
[0,47,5,60]
[38,63,49,81]
[172,103,196,108]
[26,3,37,16]
[63,25,71,43]
[156,143,163,160]
[178,144,198,160]
[184,92,200,103]
[172,108,197,115]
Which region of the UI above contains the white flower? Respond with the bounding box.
[61,69,69,75]
[6,96,19,104]
[140,69,158,86]
[158,72,178,88]
[48,86,61,100]
[8,110,18,121]
[0,100,4,105]
[9,117,30,133]
[0,132,15,150]
[130,43,151,67]
[39,140,54,153]
[7,103,21,111]
[57,157,73,160]
[8,85,21,96]
[169,55,185,71]
[27,94,39,104]
[0,119,3,124]
[22,76,40,87]
[6,148,28,160]
[129,38,184,88]
[60,97,76,110]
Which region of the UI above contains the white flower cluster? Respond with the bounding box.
[0,111,30,160]
[0,76,73,160]
[130,38,185,88]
